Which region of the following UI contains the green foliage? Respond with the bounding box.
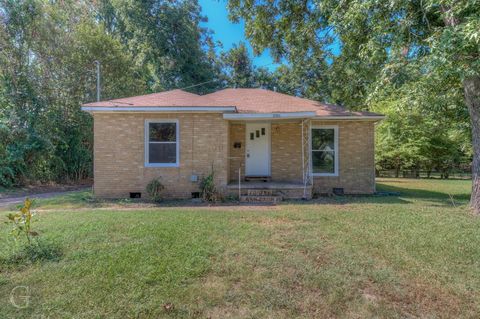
[0,1,148,187]
[146,178,165,202]
[5,198,38,244]
[199,167,218,202]
[227,0,476,184]
[371,61,472,176]
[0,0,226,187]
[96,0,222,94]
[221,42,255,88]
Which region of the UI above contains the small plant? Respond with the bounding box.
[199,167,218,202]
[6,198,38,244]
[146,178,165,202]
[2,198,62,266]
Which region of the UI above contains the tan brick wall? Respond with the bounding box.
[226,120,375,194]
[93,113,228,198]
[271,122,303,182]
[228,123,245,182]
[93,114,375,199]
[312,120,376,194]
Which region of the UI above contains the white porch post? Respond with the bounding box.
[301,118,312,198]
[302,120,305,185]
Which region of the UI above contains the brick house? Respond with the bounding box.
[82,88,384,200]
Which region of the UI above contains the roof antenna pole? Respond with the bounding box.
[94,60,101,102]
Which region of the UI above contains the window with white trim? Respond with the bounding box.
[311,126,338,176]
[145,120,179,167]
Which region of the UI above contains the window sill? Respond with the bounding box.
[312,173,338,177]
[144,163,179,168]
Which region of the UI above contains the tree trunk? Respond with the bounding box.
[464,76,480,214]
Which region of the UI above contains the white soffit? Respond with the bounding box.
[223,112,316,120]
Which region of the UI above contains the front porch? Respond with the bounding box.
[227,118,313,201]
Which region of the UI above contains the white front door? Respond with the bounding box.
[245,123,271,176]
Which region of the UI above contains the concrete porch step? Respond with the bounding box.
[227,181,312,200]
[244,176,271,182]
[240,195,282,204]
[247,189,274,196]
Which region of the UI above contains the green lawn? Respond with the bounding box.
[0,178,478,318]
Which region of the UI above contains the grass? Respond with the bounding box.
[0,178,478,318]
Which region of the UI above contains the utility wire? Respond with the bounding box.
[95,60,279,104]
[173,61,277,91]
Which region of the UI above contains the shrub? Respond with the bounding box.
[146,178,165,202]
[199,167,219,202]
[2,199,62,266]
[6,198,38,244]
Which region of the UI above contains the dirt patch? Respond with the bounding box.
[362,286,380,304]
[356,277,476,318]
[199,275,230,300]
[204,306,293,319]
[204,305,252,319]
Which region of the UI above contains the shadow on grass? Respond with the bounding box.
[282,195,410,206]
[281,182,470,207]
[10,181,470,210]
[376,182,470,202]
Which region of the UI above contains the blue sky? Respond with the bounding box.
[198,0,280,70]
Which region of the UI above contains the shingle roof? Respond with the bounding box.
[82,89,222,107]
[82,88,383,117]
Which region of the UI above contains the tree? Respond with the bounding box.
[96,0,222,94]
[373,98,469,178]
[227,0,480,213]
[0,0,231,186]
[221,42,255,88]
[0,0,144,185]
[374,101,429,177]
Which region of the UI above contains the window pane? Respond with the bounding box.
[149,123,176,142]
[312,129,334,151]
[149,143,176,163]
[312,151,335,174]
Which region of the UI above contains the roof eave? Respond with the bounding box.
[313,115,385,121]
[81,106,237,113]
[223,112,316,120]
